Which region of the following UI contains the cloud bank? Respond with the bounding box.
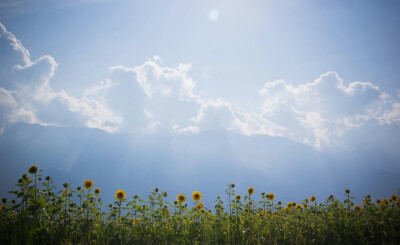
[0,22,399,149]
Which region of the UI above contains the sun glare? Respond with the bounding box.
[208,8,219,22]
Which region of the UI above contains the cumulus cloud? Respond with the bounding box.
[0,22,399,149]
[256,71,399,148]
[0,22,122,132]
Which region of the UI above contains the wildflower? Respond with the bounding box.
[354,205,362,211]
[128,218,134,224]
[95,188,101,195]
[177,194,186,203]
[196,202,204,210]
[28,165,37,174]
[390,195,397,202]
[267,193,275,201]
[310,196,316,202]
[192,191,202,201]
[115,190,126,200]
[248,187,255,196]
[83,179,94,190]
[345,189,350,194]
[236,194,241,201]
[286,202,293,209]
[296,204,302,210]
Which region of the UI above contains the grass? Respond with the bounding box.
[1,165,400,244]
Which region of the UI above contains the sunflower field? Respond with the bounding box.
[1,166,400,244]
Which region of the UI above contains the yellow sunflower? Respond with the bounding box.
[94,188,101,195]
[310,195,316,202]
[286,202,293,209]
[115,189,126,200]
[192,191,202,201]
[247,187,255,196]
[354,205,362,211]
[28,165,38,174]
[83,179,94,190]
[267,193,275,201]
[177,194,186,203]
[196,202,204,210]
[390,195,397,202]
[236,194,241,201]
[296,204,302,210]
[128,218,134,224]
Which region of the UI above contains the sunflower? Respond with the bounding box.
[390,195,397,202]
[267,193,275,201]
[1,198,6,204]
[136,218,141,223]
[247,187,255,196]
[22,174,30,182]
[303,203,308,209]
[296,204,302,210]
[192,191,202,201]
[286,202,293,209]
[115,189,126,200]
[28,165,38,174]
[95,188,101,195]
[128,218,134,224]
[375,199,381,205]
[196,202,204,210]
[345,189,350,194]
[310,195,316,202]
[177,194,186,203]
[236,194,241,201]
[83,179,94,190]
[354,205,362,211]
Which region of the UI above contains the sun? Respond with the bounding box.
[208,8,219,22]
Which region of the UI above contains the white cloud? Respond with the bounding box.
[1,22,399,149]
[0,22,123,132]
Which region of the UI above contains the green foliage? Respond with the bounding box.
[1,167,400,244]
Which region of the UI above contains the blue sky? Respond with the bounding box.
[1,0,400,204]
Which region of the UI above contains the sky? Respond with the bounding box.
[0,0,400,204]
